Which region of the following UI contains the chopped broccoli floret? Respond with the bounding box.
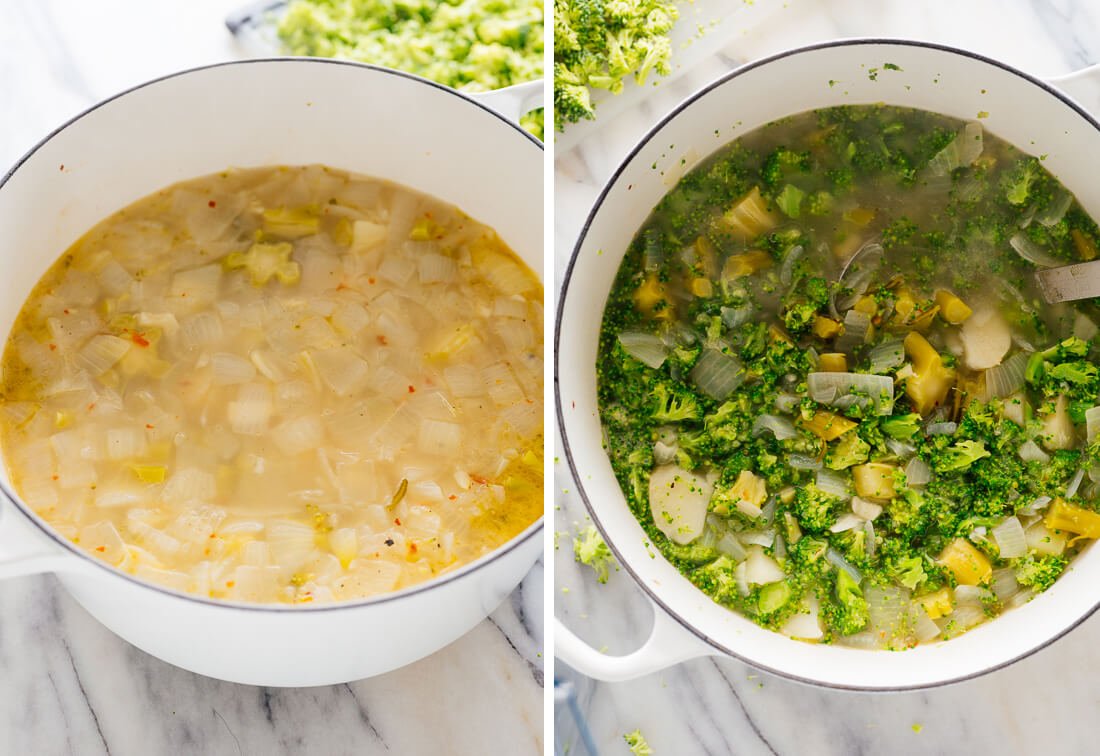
[651,382,701,423]
[1014,554,1068,592]
[932,440,991,472]
[693,555,740,604]
[822,570,869,636]
[791,484,841,532]
[1002,157,1045,206]
[775,184,805,218]
[573,525,616,583]
[761,147,811,188]
[825,432,870,470]
[624,729,654,756]
[781,275,830,335]
[881,413,922,440]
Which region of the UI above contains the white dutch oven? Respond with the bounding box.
[0,59,543,687]
[556,39,1100,690]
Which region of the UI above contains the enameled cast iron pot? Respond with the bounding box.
[0,59,543,687]
[556,39,1100,690]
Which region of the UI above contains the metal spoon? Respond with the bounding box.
[1034,259,1100,303]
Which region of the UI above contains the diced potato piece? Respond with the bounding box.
[732,470,768,510]
[903,332,956,415]
[633,274,672,320]
[719,187,779,241]
[817,352,848,372]
[960,305,1011,370]
[919,587,954,619]
[934,289,973,325]
[852,462,897,501]
[1072,229,1099,261]
[937,538,992,586]
[843,207,876,227]
[812,316,842,339]
[693,236,719,278]
[1001,391,1028,426]
[1026,522,1067,556]
[798,410,858,441]
[690,277,714,298]
[1044,498,1100,540]
[649,465,713,545]
[722,250,773,280]
[853,296,877,316]
[1039,395,1075,451]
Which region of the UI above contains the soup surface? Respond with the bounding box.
[1,165,543,604]
[598,105,1100,649]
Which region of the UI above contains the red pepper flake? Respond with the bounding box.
[377,335,388,345]
[408,543,418,554]
[48,343,57,351]
[407,385,416,393]
[208,200,217,208]
[95,546,106,552]
[448,494,457,501]
[63,309,70,315]
[146,423,154,429]
[131,331,150,347]
[368,277,376,284]
[52,475,59,481]
[226,580,235,588]
[394,517,402,526]
[87,403,96,411]
[208,532,216,539]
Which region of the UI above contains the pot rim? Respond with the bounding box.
[555,36,1100,691]
[0,56,545,614]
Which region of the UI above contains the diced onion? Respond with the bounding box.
[990,568,1021,602]
[774,393,799,414]
[1073,312,1098,342]
[744,546,785,585]
[312,348,370,396]
[914,611,941,642]
[617,331,668,369]
[984,351,1029,399]
[903,456,931,487]
[1037,192,1073,227]
[720,305,754,329]
[868,340,905,374]
[779,245,803,286]
[807,372,894,415]
[716,532,746,561]
[815,469,851,498]
[852,496,883,521]
[417,253,456,284]
[752,414,798,441]
[1010,232,1063,268]
[739,530,775,547]
[926,421,957,436]
[885,438,917,459]
[690,348,745,400]
[834,310,872,355]
[734,561,750,596]
[925,121,983,177]
[1018,439,1050,464]
[781,596,823,640]
[864,520,876,559]
[272,416,324,456]
[830,512,863,533]
[1086,406,1100,443]
[1066,467,1086,499]
[789,453,822,471]
[78,334,131,375]
[211,352,257,385]
[992,516,1027,559]
[826,547,861,583]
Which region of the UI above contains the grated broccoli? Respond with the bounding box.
[554,0,679,131]
[624,729,654,755]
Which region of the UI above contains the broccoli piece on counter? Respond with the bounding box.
[624,729,654,755]
[573,525,616,584]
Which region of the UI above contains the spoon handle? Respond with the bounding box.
[1034,259,1100,303]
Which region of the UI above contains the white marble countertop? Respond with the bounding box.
[554,1,1100,754]
[0,2,543,753]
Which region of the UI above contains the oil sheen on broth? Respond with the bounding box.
[0,165,543,604]
[598,105,1100,649]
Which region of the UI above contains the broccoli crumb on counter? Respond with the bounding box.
[574,524,617,583]
[624,729,654,755]
[276,0,545,138]
[553,0,679,131]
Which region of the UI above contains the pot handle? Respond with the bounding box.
[0,492,77,579]
[1047,63,1100,117]
[555,600,716,681]
[467,80,544,125]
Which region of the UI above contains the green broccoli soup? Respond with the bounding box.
[596,105,1100,649]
